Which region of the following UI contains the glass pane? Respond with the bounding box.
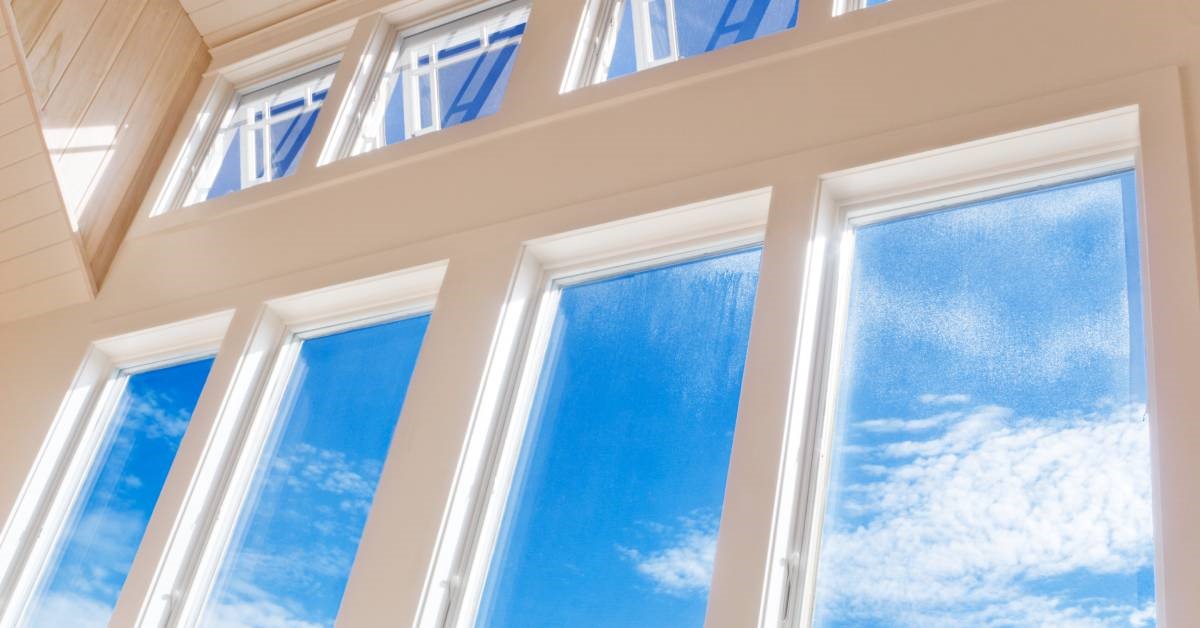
[368,8,528,151]
[24,358,215,628]
[813,171,1156,626]
[437,45,520,129]
[205,129,243,202]
[418,73,434,131]
[269,107,321,180]
[648,0,674,61]
[382,75,407,145]
[252,127,265,181]
[188,64,335,206]
[676,0,797,56]
[602,0,797,83]
[201,315,429,628]
[477,248,762,627]
[606,0,640,80]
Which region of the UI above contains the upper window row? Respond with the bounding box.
[175,0,892,208]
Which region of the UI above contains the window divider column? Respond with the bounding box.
[333,236,530,628]
[701,174,825,628]
[113,304,286,628]
[307,12,391,170]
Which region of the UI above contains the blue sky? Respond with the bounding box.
[25,358,214,628]
[201,315,429,628]
[382,23,524,145]
[477,248,761,627]
[813,171,1156,626]
[606,0,797,80]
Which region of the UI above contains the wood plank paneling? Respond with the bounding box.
[81,15,209,279]
[0,184,60,232]
[0,94,34,136]
[40,0,150,133]
[21,0,106,101]
[184,0,333,46]
[0,153,53,200]
[0,0,210,321]
[0,268,92,321]
[0,239,77,293]
[7,0,210,290]
[7,0,61,50]
[0,124,42,170]
[0,65,24,101]
[0,213,68,264]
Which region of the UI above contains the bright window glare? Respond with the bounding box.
[813,171,1156,626]
[602,0,798,82]
[200,315,429,627]
[477,247,762,627]
[23,358,215,628]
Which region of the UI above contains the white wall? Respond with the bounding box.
[1,0,1199,626]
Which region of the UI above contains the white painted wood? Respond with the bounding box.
[0,241,78,293]
[0,213,69,263]
[0,184,60,232]
[0,154,53,205]
[0,124,42,170]
[0,268,91,322]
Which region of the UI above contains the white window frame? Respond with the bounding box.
[135,263,446,628]
[351,1,531,156]
[414,189,772,628]
[630,0,680,69]
[763,107,1155,626]
[833,0,879,15]
[0,312,233,628]
[182,61,340,207]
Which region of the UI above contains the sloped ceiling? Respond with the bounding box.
[179,0,335,47]
[0,5,94,324]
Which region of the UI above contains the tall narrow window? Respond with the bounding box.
[570,0,798,87]
[198,314,429,627]
[475,247,761,626]
[21,358,215,628]
[810,171,1155,625]
[352,2,530,156]
[185,63,338,206]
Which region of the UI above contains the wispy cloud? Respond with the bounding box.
[918,393,970,405]
[125,391,193,440]
[817,401,1155,625]
[859,410,962,433]
[23,592,113,628]
[205,580,325,628]
[618,517,718,596]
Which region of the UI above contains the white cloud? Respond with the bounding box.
[204,581,325,628]
[859,410,962,433]
[919,393,971,406]
[48,508,146,601]
[1130,602,1156,626]
[23,592,113,628]
[619,518,718,596]
[817,402,1155,625]
[126,392,192,440]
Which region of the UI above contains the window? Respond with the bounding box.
[351,2,530,156]
[184,63,338,206]
[17,357,215,628]
[196,314,429,627]
[568,0,798,87]
[808,171,1155,625]
[470,247,762,626]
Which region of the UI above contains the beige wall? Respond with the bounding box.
[0,0,1198,625]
